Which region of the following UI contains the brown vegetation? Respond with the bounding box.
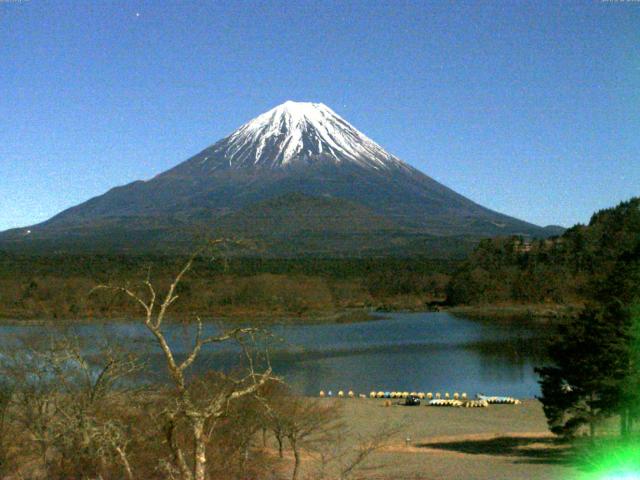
[0,254,401,480]
[0,262,450,321]
[0,339,401,480]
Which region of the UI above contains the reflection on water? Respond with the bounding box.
[0,312,551,398]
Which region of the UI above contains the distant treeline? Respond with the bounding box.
[3,197,638,320]
[0,254,458,320]
[446,197,640,306]
[0,253,459,279]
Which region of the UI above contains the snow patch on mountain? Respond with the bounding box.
[205,101,409,171]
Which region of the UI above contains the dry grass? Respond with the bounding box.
[299,398,578,480]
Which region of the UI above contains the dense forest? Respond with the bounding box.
[0,254,456,320]
[446,197,640,307]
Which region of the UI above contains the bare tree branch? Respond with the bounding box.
[94,243,275,480]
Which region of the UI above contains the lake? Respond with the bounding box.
[0,312,551,398]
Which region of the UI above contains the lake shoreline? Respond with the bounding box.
[0,302,579,326]
[0,312,547,399]
[445,303,581,323]
[0,308,385,326]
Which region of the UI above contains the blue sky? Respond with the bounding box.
[1,0,638,231]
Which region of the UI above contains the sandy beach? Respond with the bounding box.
[296,398,578,480]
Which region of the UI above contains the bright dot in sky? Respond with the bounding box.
[135,12,140,17]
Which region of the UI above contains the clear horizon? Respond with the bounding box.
[1,0,639,231]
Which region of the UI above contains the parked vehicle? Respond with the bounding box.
[403,395,421,406]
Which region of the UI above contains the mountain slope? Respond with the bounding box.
[0,101,558,256]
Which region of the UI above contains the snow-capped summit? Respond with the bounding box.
[0,101,556,255]
[196,101,407,171]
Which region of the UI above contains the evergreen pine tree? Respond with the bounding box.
[537,237,640,439]
[536,304,629,438]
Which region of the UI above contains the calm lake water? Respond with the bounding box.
[270,312,549,398]
[0,312,550,398]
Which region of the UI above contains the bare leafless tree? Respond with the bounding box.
[94,246,275,480]
[0,333,144,479]
[338,423,399,480]
[1,337,62,473]
[312,419,403,480]
[0,380,13,477]
[261,384,342,480]
[46,337,143,479]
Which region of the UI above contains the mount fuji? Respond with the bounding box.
[0,101,562,256]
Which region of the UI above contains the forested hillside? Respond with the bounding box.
[447,198,640,306]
